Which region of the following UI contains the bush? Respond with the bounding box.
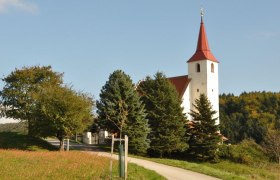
[218,139,268,165]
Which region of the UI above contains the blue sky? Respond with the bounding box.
[0,0,279,100]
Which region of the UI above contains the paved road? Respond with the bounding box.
[47,139,219,180]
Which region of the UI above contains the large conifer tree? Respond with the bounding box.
[138,72,188,157]
[97,70,150,155]
[188,94,221,161]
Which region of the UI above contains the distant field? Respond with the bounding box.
[0,122,27,134]
[0,132,57,151]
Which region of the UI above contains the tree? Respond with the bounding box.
[0,66,63,136]
[263,130,280,164]
[188,94,221,161]
[97,70,150,155]
[35,86,94,150]
[138,72,188,157]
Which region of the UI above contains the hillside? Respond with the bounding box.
[220,91,280,144]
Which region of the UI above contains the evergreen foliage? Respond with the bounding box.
[97,70,150,155]
[188,94,220,161]
[138,72,188,157]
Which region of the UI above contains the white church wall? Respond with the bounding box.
[188,60,208,113]
[187,60,219,124]
[182,85,191,120]
[206,61,219,124]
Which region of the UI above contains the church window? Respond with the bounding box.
[211,63,214,73]
[196,63,200,72]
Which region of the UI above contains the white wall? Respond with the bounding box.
[188,60,219,124]
[0,117,20,124]
[182,85,191,120]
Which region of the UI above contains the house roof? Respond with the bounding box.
[188,17,219,63]
[168,75,191,97]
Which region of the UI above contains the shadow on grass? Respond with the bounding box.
[0,132,57,151]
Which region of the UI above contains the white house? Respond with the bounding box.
[168,14,219,124]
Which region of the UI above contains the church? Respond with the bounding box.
[168,12,220,124]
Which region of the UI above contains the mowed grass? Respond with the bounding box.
[0,132,165,179]
[138,157,280,180]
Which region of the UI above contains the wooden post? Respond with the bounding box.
[66,138,70,151]
[124,135,128,180]
[110,135,114,179]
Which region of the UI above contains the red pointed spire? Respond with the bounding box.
[188,16,219,63]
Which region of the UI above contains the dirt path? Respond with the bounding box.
[47,139,219,180]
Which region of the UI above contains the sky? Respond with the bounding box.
[0,0,279,104]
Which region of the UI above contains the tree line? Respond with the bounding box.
[220,92,280,164]
[96,70,220,161]
[220,92,280,144]
[0,66,221,160]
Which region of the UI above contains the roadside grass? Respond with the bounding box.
[97,144,280,180]
[144,157,280,180]
[0,132,57,151]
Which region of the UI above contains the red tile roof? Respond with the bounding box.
[168,75,191,97]
[188,18,219,63]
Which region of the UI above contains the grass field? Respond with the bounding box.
[0,150,165,180]
[0,132,165,180]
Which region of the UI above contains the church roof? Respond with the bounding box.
[168,75,191,97]
[188,17,219,63]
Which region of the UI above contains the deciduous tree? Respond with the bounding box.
[263,130,280,164]
[0,66,63,136]
[36,86,94,150]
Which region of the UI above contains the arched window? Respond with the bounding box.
[211,63,214,73]
[196,63,200,72]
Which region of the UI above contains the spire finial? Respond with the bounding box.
[200,7,204,17]
[200,7,204,22]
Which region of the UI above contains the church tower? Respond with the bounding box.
[187,11,219,124]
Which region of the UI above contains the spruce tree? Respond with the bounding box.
[188,94,221,161]
[138,72,188,157]
[97,70,150,155]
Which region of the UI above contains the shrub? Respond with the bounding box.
[218,139,268,165]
